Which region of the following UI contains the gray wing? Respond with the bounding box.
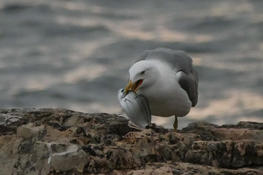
[136,48,199,106]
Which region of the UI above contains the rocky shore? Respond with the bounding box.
[0,108,262,175]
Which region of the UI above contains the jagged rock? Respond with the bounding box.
[0,113,24,135]
[17,123,45,139]
[49,144,87,172]
[0,108,262,175]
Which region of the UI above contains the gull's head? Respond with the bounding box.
[124,60,159,94]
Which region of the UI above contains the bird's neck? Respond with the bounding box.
[141,60,187,100]
[151,60,176,81]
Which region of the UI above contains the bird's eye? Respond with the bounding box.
[140,71,145,75]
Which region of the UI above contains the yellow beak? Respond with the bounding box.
[124,80,136,94]
[124,79,144,94]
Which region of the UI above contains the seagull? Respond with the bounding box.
[124,48,198,130]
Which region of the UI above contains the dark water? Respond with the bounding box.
[1,0,263,128]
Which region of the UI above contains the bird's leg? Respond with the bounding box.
[173,116,178,131]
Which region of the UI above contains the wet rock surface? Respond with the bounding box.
[0,108,262,175]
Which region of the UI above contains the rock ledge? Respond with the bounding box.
[0,108,262,175]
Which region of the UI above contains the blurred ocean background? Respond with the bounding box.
[0,0,262,128]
